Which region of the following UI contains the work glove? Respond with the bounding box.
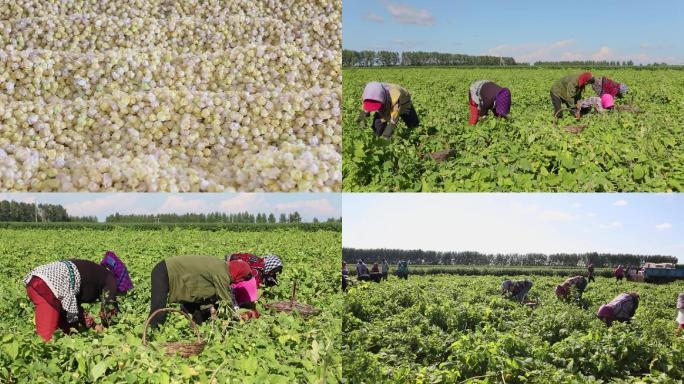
[355,110,369,126]
[382,123,396,139]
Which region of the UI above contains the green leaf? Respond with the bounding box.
[90,360,108,381]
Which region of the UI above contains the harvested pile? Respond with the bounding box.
[0,0,342,191]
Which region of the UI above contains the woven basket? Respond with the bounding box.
[142,308,206,357]
[428,148,455,162]
[264,281,320,317]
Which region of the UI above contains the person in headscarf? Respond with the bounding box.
[356,260,370,281]
[227,253,283,288]
[592,76,629,99]
[555,276,588,301]
[550,72,594,118]
[381,259,389,281]
[396,260,409,280]
[370,262,382,283]
[501,279,533,303]
[597,292,639,326]
[614,265,625,281]
[468,80,511,125]
[148,256,253,328]
[23,251,133,342]
[587,262,595,282]
[677,293,684,335]
[342,261,349,292]
[355,81,419,138]
[574,94,614,118]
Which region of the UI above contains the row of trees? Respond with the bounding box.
[105,212,342,224]
[343,248,678,267]
[343,50,516,67]
[533,60,636,67]
[0,200,96,222]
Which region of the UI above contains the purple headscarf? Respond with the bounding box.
[495,88,511,117]
[101,251,133,293]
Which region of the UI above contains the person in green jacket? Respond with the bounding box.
[355,81,420,138]
[550,72,594,118]
[148,256,253,328]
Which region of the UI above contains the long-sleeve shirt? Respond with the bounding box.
[381,262,389,273]
[368,83,413,125]
[470,80,504,116]
[165,256,234,304]
[577,96,605,112]
[551,74,584,104]
[607,293,639,321]
[592,77,620,97]
[356,263,369,277]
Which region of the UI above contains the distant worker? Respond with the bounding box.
[396,260,409,280]
[614,265,625,281]
[468,80,511,125]
[370,262,382,283]
[356,81,419,138]
[381,259,389,281]
[575,94,614,118]
[555,276,588,301]
[550,72,594,118]
[342,261,349,292]
[677,293,684,335]
[501,279,533,303]
[592,76,629,99]
[356,260,370,281]
[597,292,639,326]
[587,262,595,282]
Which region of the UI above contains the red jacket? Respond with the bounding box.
[229,253,266,287]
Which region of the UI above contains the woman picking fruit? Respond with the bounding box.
[225,253,284,319]
[597,292,640,325]
[501,279,534,303]
[23,251,133,341]
[147,256,253,328]
[355,81,420,138]
[574,94,614,118]
[592,76,629,99]
[467,80,511,125]
[550,72,594,118]
[554,275,589,301]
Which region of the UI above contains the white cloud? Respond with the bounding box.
[655,223,672,231]
[571,202,582,208]
[392,38,422,50]
[539,210,577,221]
[365,12,384,23]
[274,199,337,217]
[383,2,435,26]
[218,194,267,212]
[158,196,207,214]
[591,46,613,60]
[613,200,628,206]
[0,193,36,203]
[586,212,597,218]
[600,221,623,229]
[64,194,139,217]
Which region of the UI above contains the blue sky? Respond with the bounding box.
[343,193,684,262]
[344,0,684,64]
[0,193,341,222]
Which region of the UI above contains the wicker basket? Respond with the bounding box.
[264,281,320,317]
[142,308,206,357]
[428,148,455,162]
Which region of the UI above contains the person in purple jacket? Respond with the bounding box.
[597,292,639,326]
[468,80,511,125]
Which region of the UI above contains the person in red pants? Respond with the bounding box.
[468,80,511,125]
[23,251,133,342]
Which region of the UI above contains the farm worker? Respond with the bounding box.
[587,262,595,282]
[370,262,382,283]
[614,265,625,281]
[227,253,283,288]
[501,279,533,303]
[356,260,370,281]
[592,76,629,98]
[342,261,349,292]
[23,251,133,342]
[554,276,588,300]
[381,259,389,281]
[550,72,594,118]
[396,260,409,280]
[468,80,511,125]
[574,94,614,118]
[147,256,253,328]
[355,81,419,138]
[677,293,684,335]
[597,292,640,326]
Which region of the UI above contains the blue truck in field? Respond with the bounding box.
[641,263,684,283]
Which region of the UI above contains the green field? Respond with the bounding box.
[343,67,684,192]
[343,274,684,383]
[0,228,341,383]
[346,264,613,278]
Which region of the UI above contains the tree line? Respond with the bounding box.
[105,212,342,224]
[533,60,636,67]
[343,248,678,267]
[0,200,96,222]
[343,50,517,67]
